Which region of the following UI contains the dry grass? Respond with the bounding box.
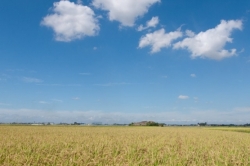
[0,126,250,165]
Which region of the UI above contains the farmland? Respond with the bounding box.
[0,126,250,165]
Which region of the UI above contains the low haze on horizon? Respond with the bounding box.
[0,0,250,124]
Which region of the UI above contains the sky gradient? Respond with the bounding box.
[0,0,250,124]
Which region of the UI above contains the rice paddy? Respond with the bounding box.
[0,126,250,165]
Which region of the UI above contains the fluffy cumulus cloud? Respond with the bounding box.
[174,20,243,60]
[178,95,189,99]
[92,0,160,27]
[138,16,159,31]
[139,28,182,53]
[41,0,99,42]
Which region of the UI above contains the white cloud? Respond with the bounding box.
[92,0,160,27]
[22,77,43,83]
[41,0,99,42]
[72,97,80,100]
[139,28,182,53]
[174,20,243,60]
[178,95,189,100]
[185,30,195,37]
[190,74,196,77]
[138,16,159,31]
[39,101,50,104]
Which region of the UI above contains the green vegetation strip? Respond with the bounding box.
[209,127,250,134]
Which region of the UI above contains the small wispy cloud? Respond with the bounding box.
[37,84,81,87]
[94,82,131,86]
[22,77,43,83]
[6,69,24,72]
[190,74,196,77]
[39,101,50,104]
[139,28,183,53]
[1,73,11,81]
[72,97,80,100]
[51,99,63,103]
[178,95,189,100]
[137,16,159,31]
[93,47,97,50]
[79,73,91,75]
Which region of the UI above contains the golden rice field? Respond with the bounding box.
[0,126,250,165]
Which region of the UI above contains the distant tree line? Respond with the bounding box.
[146,121,165,127]
[1,122,250,127]
[198,122,207,126]
[129,121,165,127]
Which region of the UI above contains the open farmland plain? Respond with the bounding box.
[0,126,250,165]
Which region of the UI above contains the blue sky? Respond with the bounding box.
[0,0,250,124]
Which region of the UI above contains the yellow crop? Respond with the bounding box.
[0,126,250,165]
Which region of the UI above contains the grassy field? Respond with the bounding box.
[0,126,250,165]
